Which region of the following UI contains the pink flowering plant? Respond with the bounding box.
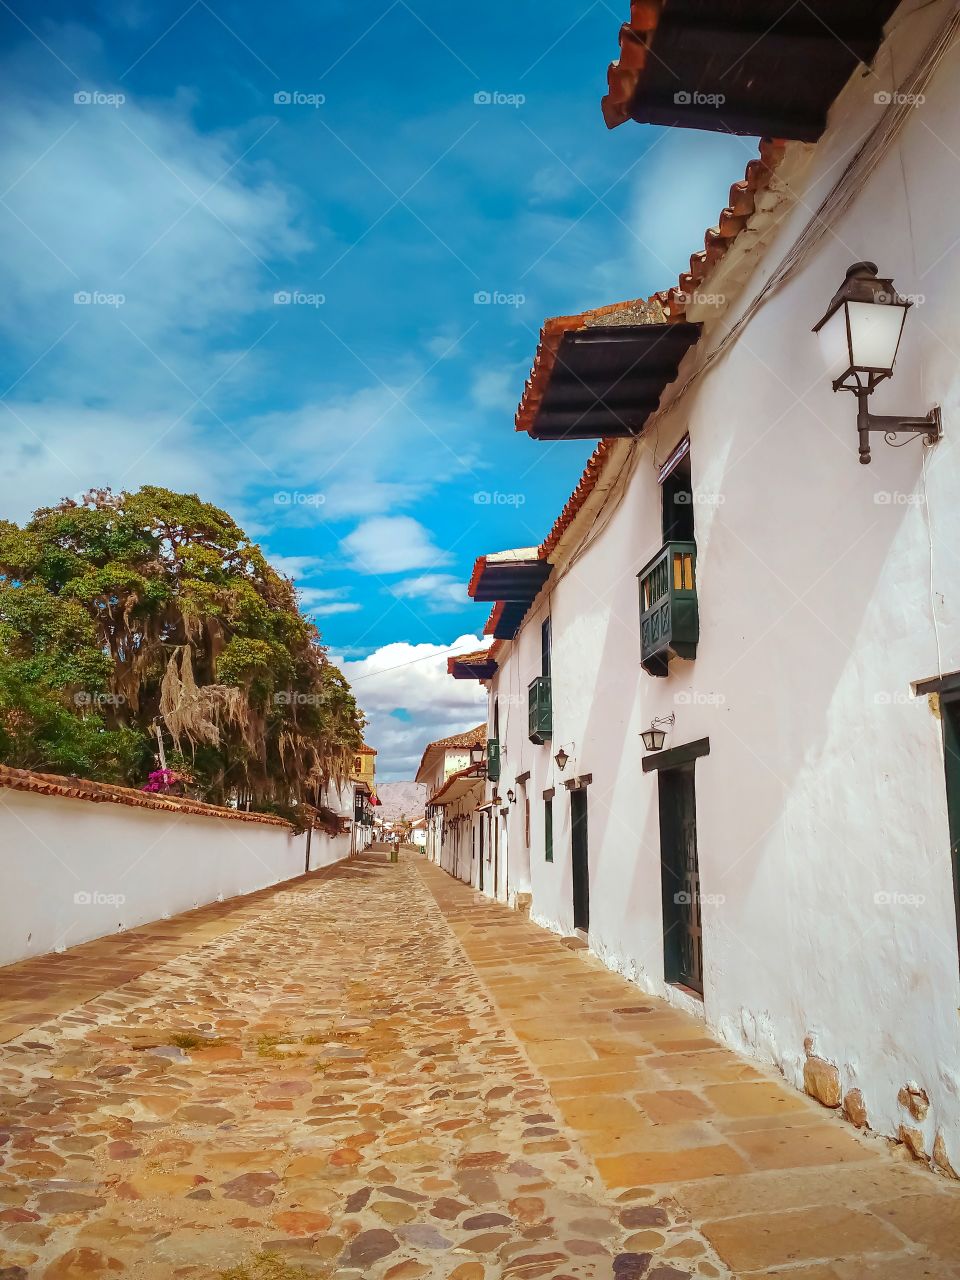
[141,768,185,795]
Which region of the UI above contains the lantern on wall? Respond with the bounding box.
[813,261,941,464]
[641,714,675,753]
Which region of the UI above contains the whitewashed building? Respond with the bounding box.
[415,722,488,879]
[445,0,960,1175]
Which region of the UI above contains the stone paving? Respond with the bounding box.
[0,853,957,1279]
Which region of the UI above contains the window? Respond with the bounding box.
[541,617,552,680]
[661,448,694,543]
[544,797,553,862]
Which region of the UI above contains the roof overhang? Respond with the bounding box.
[468,549,553,603]
[448,648,499,681]
[484,600,530,641]
[602,0,900,139]
[518,319,701,441]
[429,766,486,807]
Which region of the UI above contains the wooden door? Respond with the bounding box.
[658,764,703,994]
[571,789,589,932]
[943,697,960,969]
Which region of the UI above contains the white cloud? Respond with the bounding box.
[307,600,362,616]
[392,573,468,611]
[0,401,239,525]
[266,553,326,581]
[0,80,308,411]
[623,130,755,289]
[337,634,489,781]
[341,516,452,575]
[471,364,522,413]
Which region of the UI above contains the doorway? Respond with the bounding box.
[571,789,589,933]
[942,695,960,967]
[657,764,703,995]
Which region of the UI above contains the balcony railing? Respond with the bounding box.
[528,676,552,745]
[486,738,501,782]
[637,540,699,677]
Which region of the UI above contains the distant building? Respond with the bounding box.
[415,725,486,876]
[350,743,378,855]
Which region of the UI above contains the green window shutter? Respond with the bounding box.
[487,738,501,782]
[544,798,553,863]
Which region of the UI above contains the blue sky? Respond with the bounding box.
[0,0,754,776]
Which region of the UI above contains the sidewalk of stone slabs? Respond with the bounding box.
[0,851,953,1280]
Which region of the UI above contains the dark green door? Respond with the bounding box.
[943,697,960,968]
[658,764,703,994]
[571,789,589,932]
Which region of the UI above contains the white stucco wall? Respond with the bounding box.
[0,787,351,967]
[478,0,960,1168]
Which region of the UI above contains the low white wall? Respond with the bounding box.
[0,788,350,966]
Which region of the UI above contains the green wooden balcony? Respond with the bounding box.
[638,540,699,677]
[528,676,552,745]
[487,738,501,782]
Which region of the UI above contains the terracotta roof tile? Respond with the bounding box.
[662,139,788,320]
[601,0,666,130]
[0,765,293,828]
[515,296,668,436]
[415,723,487,784]
[538,440,616,560]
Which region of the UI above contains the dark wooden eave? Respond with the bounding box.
[449,654,499,681]
[469,558,553,603]
[526,323,700,441]
[604,0,901,139]
[485,601,529,641]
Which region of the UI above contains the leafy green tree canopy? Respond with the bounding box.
[0,487,364,807]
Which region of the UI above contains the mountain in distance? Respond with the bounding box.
[376,781,427,821]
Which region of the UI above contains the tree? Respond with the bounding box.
[0,487,364,807]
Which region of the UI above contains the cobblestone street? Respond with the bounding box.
[0,852,958,1279]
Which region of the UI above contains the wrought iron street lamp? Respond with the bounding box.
[813,261,941,465]
[641,714,675,752]
[506,788,516,803]
[554,747,569,771]
[470,743,485,771]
